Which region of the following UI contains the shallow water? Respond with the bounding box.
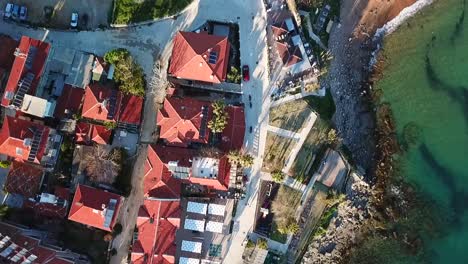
[376,0,468,262]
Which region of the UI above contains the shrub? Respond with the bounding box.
[0,161,11,169]
[257,238,268,250]
[271,170,285,183]
[103,121,117,130]
[227,66,241,83]
[112,223,123,236]
[246,239,255,249]
[208,101,229,133]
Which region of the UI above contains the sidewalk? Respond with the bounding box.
[267,125,301,139]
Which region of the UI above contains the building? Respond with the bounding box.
[0,221,89,263]
[157,97,212,147]
[81,83,143,128]
[175,198,234,263]
[131,200,181,264]
[75,122,112,145]
[53,84,85,120]
[168,31,230,84]
[1,36,50,109]
[145,145,232,196]
[91,57,114,82]
[219,106,246,152]
[270,18,303,67]
[68,184,123,231]
[4,161,44,199]
[23,187,70,219]
[0,116,62,166]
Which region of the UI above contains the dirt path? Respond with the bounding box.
[326,0,416,176]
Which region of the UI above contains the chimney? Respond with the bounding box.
[199,62,203,67]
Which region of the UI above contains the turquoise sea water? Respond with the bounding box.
[376,0,468,262]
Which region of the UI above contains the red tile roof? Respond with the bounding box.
[54,84,85,119]
[68,184,122,231]
[157,97,212,147]
[5,161,44,197]
[168,31,230,83]
[75,122,112,145]
[119,94,143,125]
[82,83,143,126]
[131,200,180,264]
[0,222,76,264]
[23,187,70,219]
[1,36,50,107]
[144,145,194,199]
[145,144,231,193]
[220,105,246,152]
[81,83,121,122]
[189,156,231,191]
[0,35,18,70]
[0,116,50,163]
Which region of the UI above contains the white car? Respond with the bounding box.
[4,3,13,19]
[70,12,78,28]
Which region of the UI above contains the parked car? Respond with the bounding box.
[242,65,250,82]
[70,12,78,28]
[11,4,19,20]
[19,6,27,21]
[4,3,13,19]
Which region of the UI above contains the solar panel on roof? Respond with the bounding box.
[208,203,226,216]
[103,199,117,228]
[181,240,203,253]
[187,201,208,215]
[179,257,200,264]
[106,89,118,120]
[25,46,37,70]
[184,219,205,232]
[208,52,218,64]
[199,105,209,139]
[205,221,223,233]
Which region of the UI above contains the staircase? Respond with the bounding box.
[28,128,44,162]
[12,72,34,108]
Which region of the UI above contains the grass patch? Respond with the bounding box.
[290,118,331,182]
[263,132,296,172]
[312,203,338,238]
[270,185,302,242]
[269,99,312,133]
[304,90,335,121]
[113,0,193,24]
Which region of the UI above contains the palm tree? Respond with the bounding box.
[227,150,242,165]
[271,170,285,183]
[208,101,229,133]
[240,154,254,168]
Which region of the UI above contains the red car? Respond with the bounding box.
[242,65,250,81]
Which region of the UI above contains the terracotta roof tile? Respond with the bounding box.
[119,94,143,125]
[81,83,121,122]
[54,84,85,119]
[168,31,230,83]
[220,105,245,152]
[68,184,122,231]
[5,161,43,197]
[0,116,50,164]
[1,36,50,107]
[157,97,212,147]
[75,122,112,145]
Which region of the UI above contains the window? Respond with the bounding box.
[208,244,222,257]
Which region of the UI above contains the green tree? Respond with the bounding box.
[104,121,117,130]
[208,101,229,133]
[271,170,285,183]
[227,66,241,83]
[0,205,9,218]
[0,160,11,169]
[104,49,145,96]
[227,151,254,168]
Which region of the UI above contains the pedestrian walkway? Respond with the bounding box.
[267,125,301,139]
[282,111,317,173]
[283,176,306,192]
